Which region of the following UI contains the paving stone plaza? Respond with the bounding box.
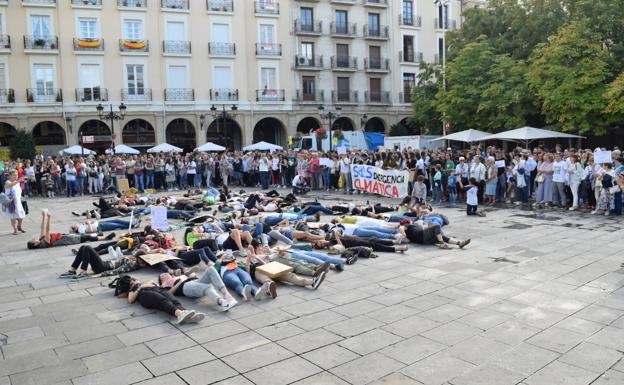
[0,192,623,385]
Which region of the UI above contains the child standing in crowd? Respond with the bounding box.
[432,164,443,204]
[447,170,457,207]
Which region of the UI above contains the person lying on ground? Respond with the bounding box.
[59,244,143,279]
[69,217,141,235]
[28,211,115,249]
[314,230,408,253]
[212,250,272,301]
[159,267,237,312]
[276,247,346,271]
[405,221,471,249]
[274,220,326,243]
[328,221,407,242]
[261,212,320,226]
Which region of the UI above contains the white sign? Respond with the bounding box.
[594,150,612,164]
[150,206,168,231]
[337,147,347,155]
[82,136,94,144]
[319,158,334,168]
[350,164,410,198]
[495,160,506,168]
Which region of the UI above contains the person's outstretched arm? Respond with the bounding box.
[44,213,52,243]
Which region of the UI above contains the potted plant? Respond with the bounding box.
[34,38,46,48]
[55,91,63,103]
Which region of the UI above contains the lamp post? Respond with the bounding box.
[318,105,342,152]
[96,103,127,155]
[210,104,238,150]
[360,114,368,130]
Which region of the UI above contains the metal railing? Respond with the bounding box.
[117,0,147,7]
[435,18,457,30]
[27,88,62,103]
[165,88,194,101]
[363,25,389,39]
[23,0,56,4]
[0,89,15,104]
[365,90,390,104]
[121,88,152,101]
[161,0,188,9]
[294,55,323,69]
[76,87,108,102]
[364,57,389,71]
[73,38,104,51]
[330,22,357,36]
[331,56,357,70]
[256,89,285,102]
[399,14,421,27]
[208,42,235,55]
[399,91,413,104]
[255,43,281,56]
[363,0,387,5]
[24,35,58,50]
[295,89,324,103]
[294,20,322,34]
[210,88,239,101]
[399,51,423,63]
[332,90,358,104]
[71,0,102,5]
[163,40,191,54]
[207,0,233,12]
[255,1,279,14]
[119,39,149,52]
[0,35,10,50]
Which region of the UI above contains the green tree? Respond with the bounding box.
[9,130,36,160]
[604,72,624,120]
[527,21,611,135]
[410,63,443,134]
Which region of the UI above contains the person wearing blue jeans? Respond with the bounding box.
[242,223,264,238]
[166,210,196,220]
[134,174,144,192]
[289,250,344,268]
[177,247,217,265]
[295,203,334,216]
[352,226,398,239]
[321,167,330,190]
[98,218,138,232]
[221,266,270,301]
[263,213,315,226]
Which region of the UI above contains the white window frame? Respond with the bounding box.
[123,19,143,40]
[78,17,98,39]
[29,14,53,37]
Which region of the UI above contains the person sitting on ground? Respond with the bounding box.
[292,174,309,195]
[405,220,471,249]
[28,210,115,249]
[158,267,237,312]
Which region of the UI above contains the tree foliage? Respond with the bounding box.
[604,72,624,121]
[10,130,36,160]
[410,63,443,135]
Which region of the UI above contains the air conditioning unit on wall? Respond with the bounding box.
[298,56,310,66]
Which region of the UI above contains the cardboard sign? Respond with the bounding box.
[350,165,410,198]
[150,206,169,231]
[495,160,506,168]
[137,253,180,266]
[117,178,129,193]
[256,262,294,278]
[594,150,612,164]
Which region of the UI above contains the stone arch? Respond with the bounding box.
[32,121,66,146]
[364,117,386,133]
[332,117,355,131]
[122,119,156,146]
[207,117,242,151]
[166,118,196,153]
[78,120,112,153]
[296,117,321,134]
[0,122,17,147]
[253,117,287,146]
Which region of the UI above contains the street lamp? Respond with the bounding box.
[210,104,238,150]
[96,102,127,154]
[360,114,368,130]
[318,105,342,152]
[199,114,206,131]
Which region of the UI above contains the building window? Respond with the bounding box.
[403,35,414,61]
[337,77,349,101]
[31,15,51,37]
[335,10,348,33]
[300,7,313,31]
[166,21,185,41]
[438,37,444,62]
[302,76,315,101]
[259,24,275,44]
[438,4,448,28]
[300,42,314,60]
[32,64,55,101]
[370,78,381,102]
[123,20,142,40]
[403,73,415,101]
[402,0,413,25]
[126,64,145,94]
[368,13,380,35]
[260,67,277,90]
[79,18,98,39]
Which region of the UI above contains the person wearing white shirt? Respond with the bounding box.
[469,156,486,203]
[552,153,567,207]
[566,154,583,210]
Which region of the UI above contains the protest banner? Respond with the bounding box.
[594,150,612,164]
[319,158,333,168]
[350,164,409,198]
[150,206,168,231]
[495,160,506,168]
[137,253,180,266]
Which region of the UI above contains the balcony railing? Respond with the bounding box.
[117,0,146,7]
[256,89,285,102]
[332,90,358,104]
[0,89,15,104]
[255,43,281,56]
[119,39,149,52]
[0,35,10,50]
[294,20,322,35]
[210,88,239,101]
[24,35,58,50]
[73,38,104,51]
[161,0,189,9]
[23,0,56,4]
[76,87,108,102]
[330,0,355,4]
[364,57,389,72]
[27,88,62,103]
[363,0,387,5]
[165,88,194,102]
[121,88,152,102]
[207,0,233,12]
[435,18,457,30]
[331,56,357,71]
[330,22,357,37]
[399,14,421,27]
[255,1,279,14]
[163,40,191,54]
[71,0,102,6]
[294,55,323,69]
[363,25,389,39]
[399,51,423,64]
[208,42,235,55]
[295,89,324,103]
[365,90,390,104]
[399,91,413,104]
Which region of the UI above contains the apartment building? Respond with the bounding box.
[0,0,461,153]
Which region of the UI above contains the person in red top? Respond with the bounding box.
[27,210,113,249]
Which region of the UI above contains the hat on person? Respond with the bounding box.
[459,156,465,161]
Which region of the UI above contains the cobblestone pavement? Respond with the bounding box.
[1,191,623,385]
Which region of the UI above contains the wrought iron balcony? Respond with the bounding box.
[256,89,285,102]
[76,87,108,102]
[24,35,58,50]
[294,55,323,70]
[294,89,323,103]
[332,90,358,104]
[117,0,146,7]
[255,1,279,14]
[364,57,389,72]
[330,22,357,37]
[330,56,357,71]
[399,14,421,27]
[255,43,281,56]
[399,91,413,104]
[73,38,104,52]
[363,0,387,6]
[0,35,10,50]
[435,18,457,30]
[365,90,390,104]
[23,0,56,4]
[363,25,389,39]
[119,39,149,52]
[165,88,194,102]
[71,0,102,6]
[163,40,191,54]
[210,88,239,101]
[121,88,152,102]
[27,88,62,103]
[0,89,15,104]
[208,42,235,55]
[207,0,233,12]
[399,51,423,64]
[329,0,355,4]
[161,0,188,9]
[294,20,322,35]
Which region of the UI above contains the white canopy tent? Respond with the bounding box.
[243,141,283,151]
[429,129,491,143]
[147,143,183,153]
[480,126,584,147]
[106,144,140,155]
[59,145,96,156]
[195,142,226,152]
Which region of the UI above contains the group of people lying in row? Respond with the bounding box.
[30,188,470,325]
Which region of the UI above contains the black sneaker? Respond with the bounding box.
[334,263,344,272]
[459,239,471,249]
[104,232,116,240]
[345,254,358,265]
[59,270,76,278]
[71,249,78,256]
[312,271,326,290]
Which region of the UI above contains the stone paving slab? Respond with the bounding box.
[0,193,623,385]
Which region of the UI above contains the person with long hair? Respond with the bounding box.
[4,170,26,235]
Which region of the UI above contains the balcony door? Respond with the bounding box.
[166,21,185,41]
[337,77,349,101]
[213,65,232,100]
[335,10,347,33]
[79,63,101,101]
[212,23,229,43]
[78,18,97,39]
[403,73,415,101]
[336,44,349,67]
[30,15,51,38]
[123,20,143,40]
[259,24,274,45]
[370,78,381,101]
[368,13,380,35]
[403,35,414,62]
[300,42,314,65]
[260,67,277,99]
[167,65,187,89]
[300,7,313,31]
[369,46,381,68]
[126,64,145,96]
[32,64,54,101]
[302,76,315,101]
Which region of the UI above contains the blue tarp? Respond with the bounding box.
[364,132,385,151]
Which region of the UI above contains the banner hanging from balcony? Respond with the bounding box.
[350,164,409,198]
[77,39,101,48]
[122,40,145,49]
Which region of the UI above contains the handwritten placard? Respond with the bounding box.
[150,206,169,231]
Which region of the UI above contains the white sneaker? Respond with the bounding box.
[176,310,195,325]
[107,246,117,258]
[115,247,123,257]
[242,285,252,301]
[255,282,270,300]
[221,297,238,311]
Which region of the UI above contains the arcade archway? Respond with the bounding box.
[122,119,156,147]
[32,121,66,146]
[253,117,286,145]
[364,117,386,133]
[166,118,196,153]
[78,120,112,153]
[207,118,242,151]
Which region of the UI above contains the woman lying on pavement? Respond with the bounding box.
[273,220,326,243]
[212,250,272,301]
[314,229,408,253]
[112,275,204,325]
[28,211,115,249]
[275,246,346,271]
[69,217,141,235]
[158,267,238,312]
[261,212,320,226]
[328,220,407,242]
[136,242,217,269]
[405,220,471,249]
[59,244,144,279]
